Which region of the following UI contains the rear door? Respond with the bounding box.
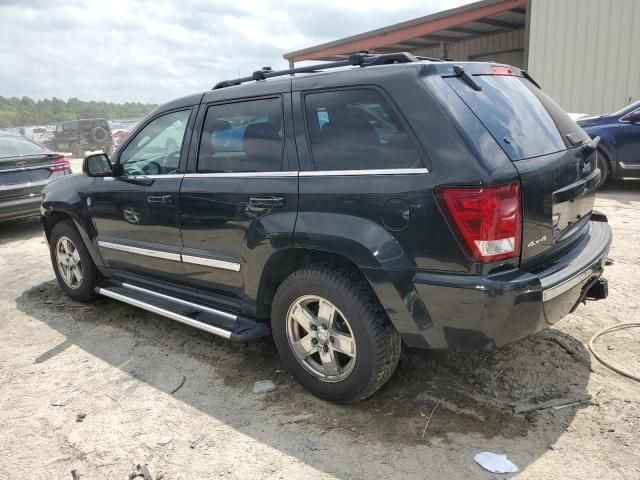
[179,92,298,309]
[444,67,596,267]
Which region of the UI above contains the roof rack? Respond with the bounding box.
[212,52,436,89]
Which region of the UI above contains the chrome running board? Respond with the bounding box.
[96,283,270,342]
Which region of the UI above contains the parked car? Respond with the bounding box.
[0,132,70,222]
[41,53,611,403]
[578,100,640,187]
[52,118,115,158]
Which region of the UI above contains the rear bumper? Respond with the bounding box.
[0,194,42,221]
[411,217,612,349]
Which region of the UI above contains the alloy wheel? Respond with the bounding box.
[286,295,356,383]
[55,236,83,289]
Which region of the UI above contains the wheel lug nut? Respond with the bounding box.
[311,325,317,331]
[322,324,327,329]
[329,336,334,343]
[323,346,329,352]
[311,338,318,345]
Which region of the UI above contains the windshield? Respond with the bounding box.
[444,75,589,161]
[0,135,47,158]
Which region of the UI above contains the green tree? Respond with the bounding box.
[0,96,157,128]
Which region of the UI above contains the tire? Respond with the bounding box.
[596,148,610,189]
[49,220,99,302]
[90,126,108,143]
[271,264,401,403]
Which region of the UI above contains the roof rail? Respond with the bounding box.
[212,52,426,89]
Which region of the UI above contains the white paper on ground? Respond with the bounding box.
[473,452,519,474]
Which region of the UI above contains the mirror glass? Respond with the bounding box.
[84,153,113,176]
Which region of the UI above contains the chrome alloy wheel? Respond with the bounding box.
[286,295,356,383]
[55,236,83,289]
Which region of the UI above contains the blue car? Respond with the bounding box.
[578,100,640,188]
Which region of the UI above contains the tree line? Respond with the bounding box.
[0,96,157,128]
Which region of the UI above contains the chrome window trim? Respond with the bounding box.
[97,240,182,262]
[103,174,185,181]
[181,254,241,272]
[184,171,297,178]
[299,168,429,177]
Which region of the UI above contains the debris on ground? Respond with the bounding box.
[420,398,443,440]
[252,380,277,394]
[75,413,86,422]
[511,394,591,414]
[473,452,519,474]
[70,469,80,480]
[169,375,186,394]
[190,434,206,449]
[128,463,153,480]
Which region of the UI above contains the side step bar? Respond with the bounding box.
[96,283,270,342]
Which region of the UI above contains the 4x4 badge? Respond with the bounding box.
[527,235,547,248]
[582,162,592,175]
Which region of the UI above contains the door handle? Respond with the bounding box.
[248,196,286,208]
[147,194,173,204]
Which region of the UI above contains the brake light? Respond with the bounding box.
[49,156,70,172]
[437,183,521,262]
[491,65,513,75]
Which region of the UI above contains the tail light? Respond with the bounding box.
[437,183,521,263]
[49,156,70,172]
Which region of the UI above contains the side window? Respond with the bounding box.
[197,97,283,173]
[304,89,422,171]
[119,110,190,176]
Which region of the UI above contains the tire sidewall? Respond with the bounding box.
[49,221,97,302]
[272,271,384,402]
[596,149,610,188]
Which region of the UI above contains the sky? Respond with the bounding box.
[0,0,474,104]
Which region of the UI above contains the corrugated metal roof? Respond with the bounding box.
[284,0,528,62]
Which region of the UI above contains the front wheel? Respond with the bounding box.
[49,220,99,302]
[271,265,401,403]
[595,149,610,189]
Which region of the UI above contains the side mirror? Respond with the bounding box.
[83,153,113,177]
[622,110,640,123]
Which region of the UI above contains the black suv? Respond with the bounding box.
[53,118,115,158]
[41,53,611,403]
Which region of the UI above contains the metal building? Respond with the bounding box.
[283,0,640,115]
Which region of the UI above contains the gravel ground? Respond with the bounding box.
[0,180,639,480]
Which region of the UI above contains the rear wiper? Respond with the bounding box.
[453,65,481,91]
[521,70,541,89]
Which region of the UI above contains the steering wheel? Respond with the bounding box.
[161,150,180,173]
[143,160,162,175]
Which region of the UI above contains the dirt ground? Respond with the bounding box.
[1,180,639,480]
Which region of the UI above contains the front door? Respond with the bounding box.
[179,94,298,311]
[91,108,193,285]
[617,107,640,174]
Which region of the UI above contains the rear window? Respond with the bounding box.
[0,136,47,158]
[445,75,589,161]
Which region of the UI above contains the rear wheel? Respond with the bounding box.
[271,265,401,403]
[596,148,610,189]
[49,220,99,302]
